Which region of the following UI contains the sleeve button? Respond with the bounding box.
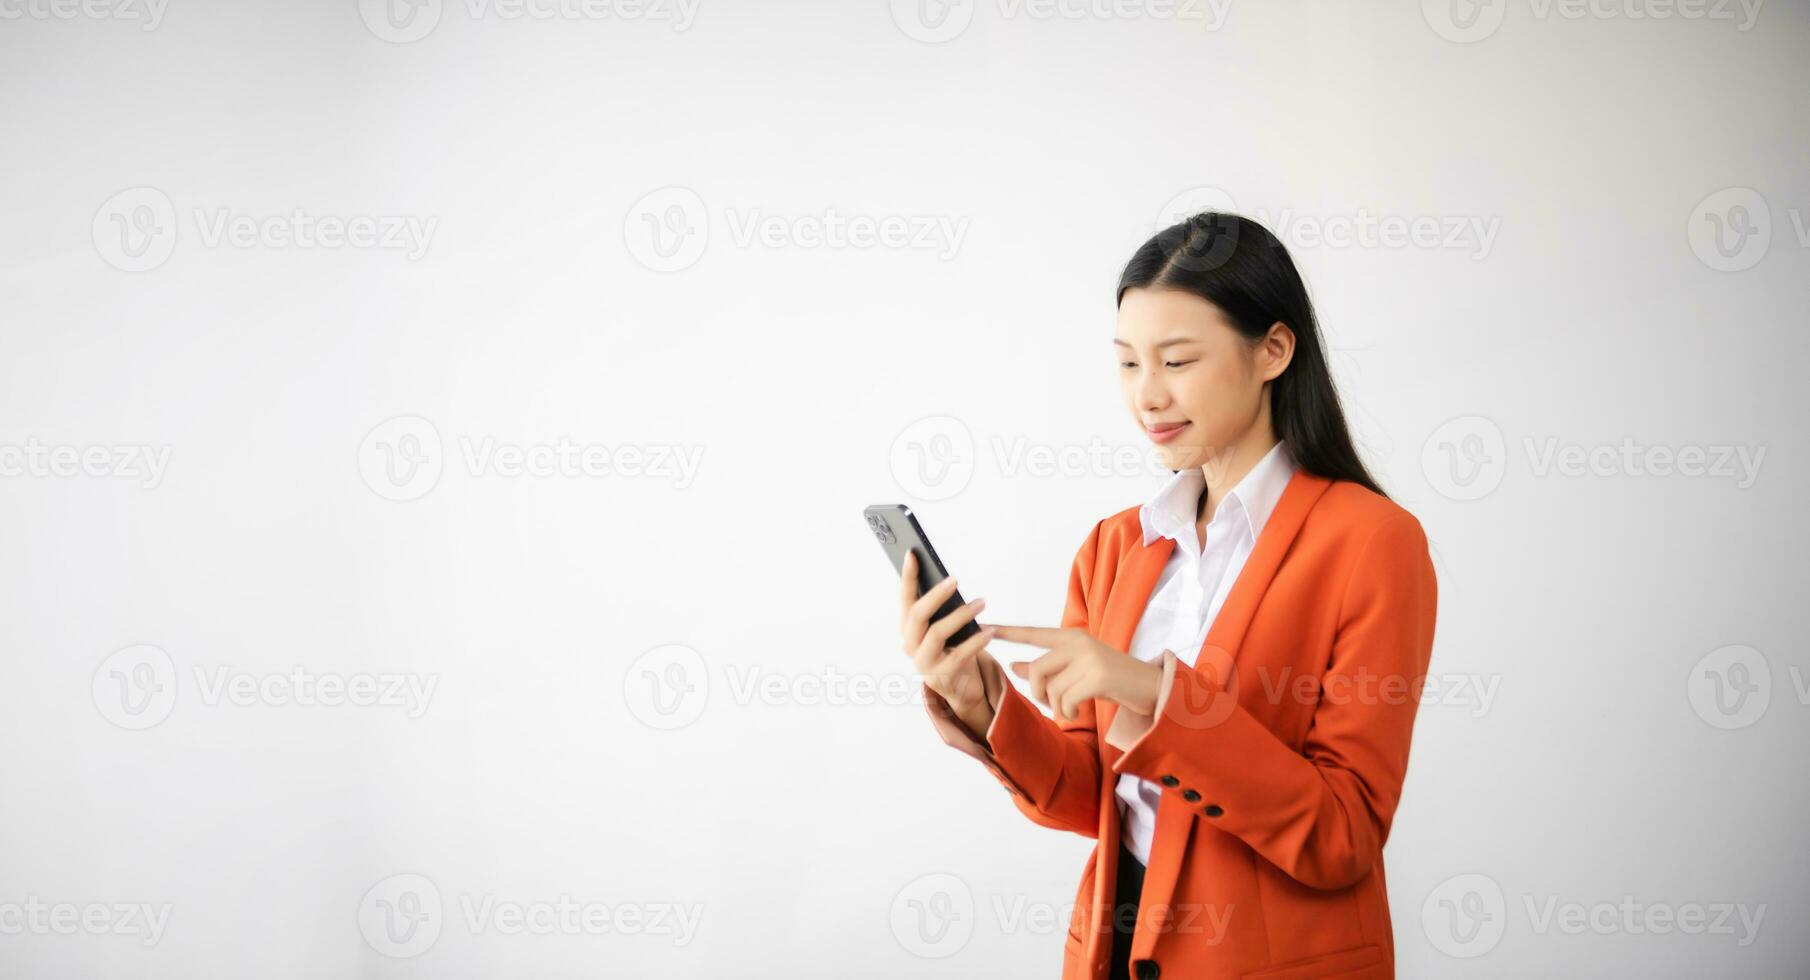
[1204,804,1223,817]
[1181,789,1201,803]
[1159,775,1179,787]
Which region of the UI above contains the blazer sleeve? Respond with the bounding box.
[1108,511,1439,890]
[922,520,1106,838]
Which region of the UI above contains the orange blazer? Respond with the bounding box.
[926,468,1438,980]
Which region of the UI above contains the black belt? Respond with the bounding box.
[1108,843,1146,980]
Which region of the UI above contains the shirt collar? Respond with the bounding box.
[1139,440,1298,548]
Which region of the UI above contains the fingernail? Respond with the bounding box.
[970,597,986,610]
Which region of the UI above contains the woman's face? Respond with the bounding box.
[1114,286,1292,475]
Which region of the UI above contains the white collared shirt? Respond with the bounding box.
[1115,440,1298,864]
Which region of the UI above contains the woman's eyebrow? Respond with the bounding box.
[1112,337,1198,349]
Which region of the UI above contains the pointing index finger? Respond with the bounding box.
[985,625,1070,648]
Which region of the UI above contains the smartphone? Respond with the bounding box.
[863,503,982,646]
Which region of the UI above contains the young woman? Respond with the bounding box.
[897,213,1439,980]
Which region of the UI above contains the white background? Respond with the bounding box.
[1,0,1806,976]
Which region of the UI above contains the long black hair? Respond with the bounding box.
[1117,211,1387,499]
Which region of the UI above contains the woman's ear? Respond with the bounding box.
[1260,321,1296,382]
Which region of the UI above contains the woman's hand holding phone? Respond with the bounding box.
[899,551,1001,742]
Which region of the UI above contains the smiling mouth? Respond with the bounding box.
[1145,421,1191,444]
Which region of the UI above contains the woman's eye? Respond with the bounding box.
[1164,360,1196,369]
[1119,361,1138,370]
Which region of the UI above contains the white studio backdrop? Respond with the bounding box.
[1,1,1806,977]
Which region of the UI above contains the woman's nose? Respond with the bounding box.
[1135,369,1168,411]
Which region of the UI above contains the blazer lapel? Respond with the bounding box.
[1097,468,1332,763]
[1096,532,1175,771]
[1198,468,1332,678]
[1117,468,1335,953]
